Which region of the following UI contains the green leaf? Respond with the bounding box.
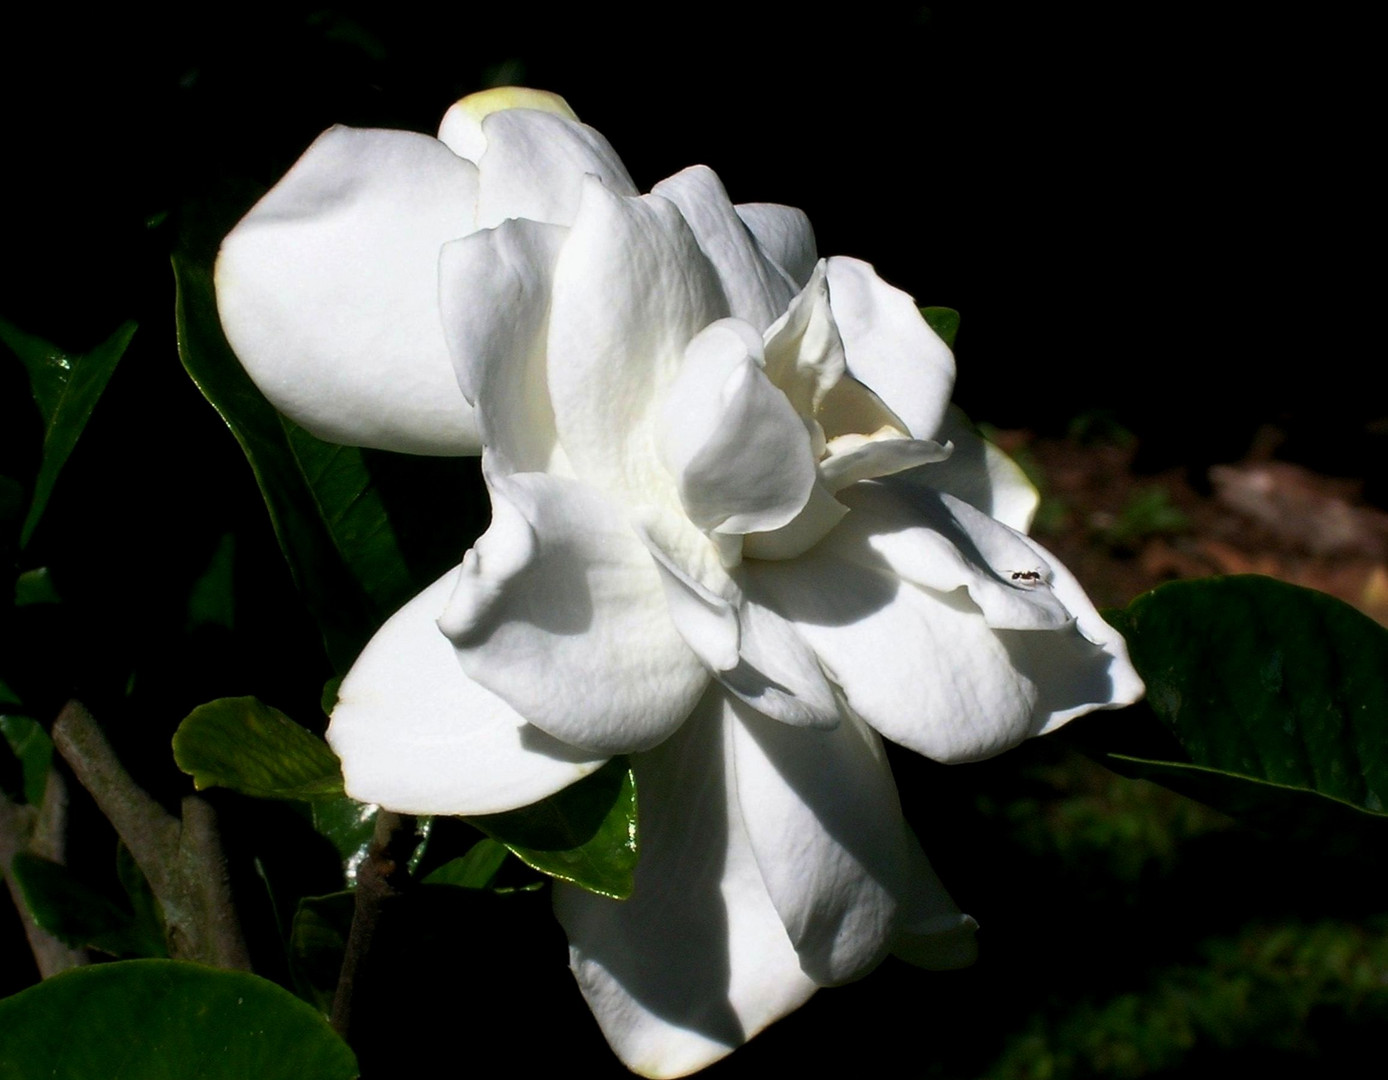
[280,419,416,619]
[1106,576,1388,818]
[470,758,637,899]
[310,796,380,879]
[0,316,136,547]
[320,676,343,718]
[10,853,166,958]
[186,532,236,631]
[173,697,343,800]
[13,567,60,607]
[422,838,510,889]
[289,892,355,1015]
[0,960,358,1079]
[172,252,377,671]
[920,306,961,349]
[116,843,167,958]
[0,714,52,806]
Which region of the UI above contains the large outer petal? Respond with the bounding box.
[742,482,1142,762]
[327,570,606,815]
[438,470,708,755]
[652,166,798,331]
[215,126,480,455]
[729,697,973,985]
[555,690,817,1078]
[825,256,955,442]
[547,178,729,509]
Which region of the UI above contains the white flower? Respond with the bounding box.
[216,88,1144,1077]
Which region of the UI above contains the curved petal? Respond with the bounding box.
[639,524,841,728]
[1012,530,1146,729]
[735,202,818,287]
[547,179,728,508]
[473,109,639,228]
[439,217,569,475]
[902,406,1039,533]
[439,470,708,755]
[825,256,955,441]
[730,698,973,984]
[554,690,817,1078]
[215,126,480,455]
[659,319,817,537]
[762,262,846,420]
[436,86,579,164]
[834,482,1073,632]
[327,569,606,815]
[818,434,951,493]
[653,166,798,331]
[745,483,1142,761]
[744,547,1043,762]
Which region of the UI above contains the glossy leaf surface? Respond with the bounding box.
[421,838,510,889]
[471,757,637,899]
[1105,576,1388,818]
[0,960,358,1079]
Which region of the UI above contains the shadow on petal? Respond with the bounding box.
[556,692,816,1076]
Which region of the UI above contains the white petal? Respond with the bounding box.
[640,525,840,728]
[554,690,817,1078]
[215,126,480,455]
[722,598,841,728]
[473,109,639,228]
[547,179,728,508]
[740,481,848,562]
[653,167,798,331]
[762,262,846,420]
[744,547,1042,762]
[818,434,952,493]
[437,87,579,163]
[439,471,707,755]
[825,256,955,441]
[730,699,971,983]
[1013,530,1146,730]
[904,406,1039,533]
[735,202,818,287]
[327,570,606,815]
[660,319,817,536]
[834,483,1073,632]
[439,217,569,475]
[745,484,1143,761]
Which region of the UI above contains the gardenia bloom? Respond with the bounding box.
[217,88,1144,1077]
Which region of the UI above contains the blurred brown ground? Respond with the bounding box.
[995,423,1388,625]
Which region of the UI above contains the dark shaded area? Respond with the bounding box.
[4,5,1384,1078]
[6,4,1380,466]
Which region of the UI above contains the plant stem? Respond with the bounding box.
[0,769,87,977]
[331,809,414,1041]
[51,699,249,969]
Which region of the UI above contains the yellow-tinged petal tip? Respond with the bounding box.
[452,86,578,123]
